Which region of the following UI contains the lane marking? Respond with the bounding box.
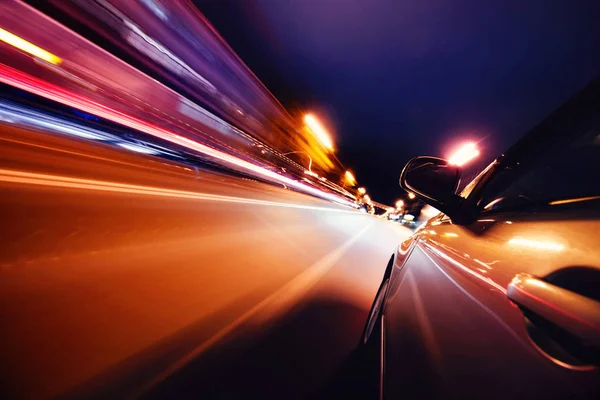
[0,168,355,213]
[132,222,373,398]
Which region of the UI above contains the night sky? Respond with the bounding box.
[196,0,600,205]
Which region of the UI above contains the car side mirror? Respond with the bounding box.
[399,156,472,224]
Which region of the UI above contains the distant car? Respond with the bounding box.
[398,213,418,228]
[360,78,600,399]
[387,213,400,221]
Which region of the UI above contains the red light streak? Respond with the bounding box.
[0,64,354,207]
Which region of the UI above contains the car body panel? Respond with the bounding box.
[383,211,600,398]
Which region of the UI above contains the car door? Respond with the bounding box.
[382,103,600,398]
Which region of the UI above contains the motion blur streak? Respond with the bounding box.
[304,114,334,150]
[0,124,412,398]
[0,0,408,397]
[549,196,600,205]
[0,64,354,207]
[0,0,355,205]
[0,27,62,65]
[134,223,373,398]
[0,168,353,213]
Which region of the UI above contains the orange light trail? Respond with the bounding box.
[304,114,334,150]
[0,64,355,207]
[0,168,356,213]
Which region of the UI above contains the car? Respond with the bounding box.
[399,213,418,228]
[360,77,600,399]
[387,212,400,221]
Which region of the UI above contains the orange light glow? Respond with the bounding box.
[344,170,356,185]
[395,200,404,208]
[408,192,416,200]
[304,114,334,150]
[357,187,366,195]
[0,64,357,208]
[0,168,357,213]
[448,142,480,166]
[549,196,600,206]
[0,27,62,65]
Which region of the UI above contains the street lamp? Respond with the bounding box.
[344,170,357,186]
[395,200,404,208]
[304,114,334,151]
[358,187,366,195]
[408,192,416,200]
[448,142,480,166]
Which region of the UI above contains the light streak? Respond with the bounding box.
[549,196,600,206]
[0,64,355,208]
[132,223,372,397]
[0,27,62,65]
[304,114,334,150]
[0,168,356,213]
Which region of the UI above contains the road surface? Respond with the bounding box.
[0,123,411,399]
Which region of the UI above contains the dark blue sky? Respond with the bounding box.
[197,0,600,204]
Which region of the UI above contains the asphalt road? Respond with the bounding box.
[0,124,411,399]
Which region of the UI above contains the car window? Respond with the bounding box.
[459,162,495,199]
[478,128,600,213]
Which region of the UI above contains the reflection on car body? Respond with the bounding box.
[360,77,600,399]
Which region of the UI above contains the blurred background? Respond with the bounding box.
[1,0,599,398]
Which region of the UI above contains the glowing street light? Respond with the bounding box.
[358,187,366,195]
[448,142,480,166]
[344,170,356,186]
[304,114,334,151]
[395,200,404,208]
[408,192,416,200]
